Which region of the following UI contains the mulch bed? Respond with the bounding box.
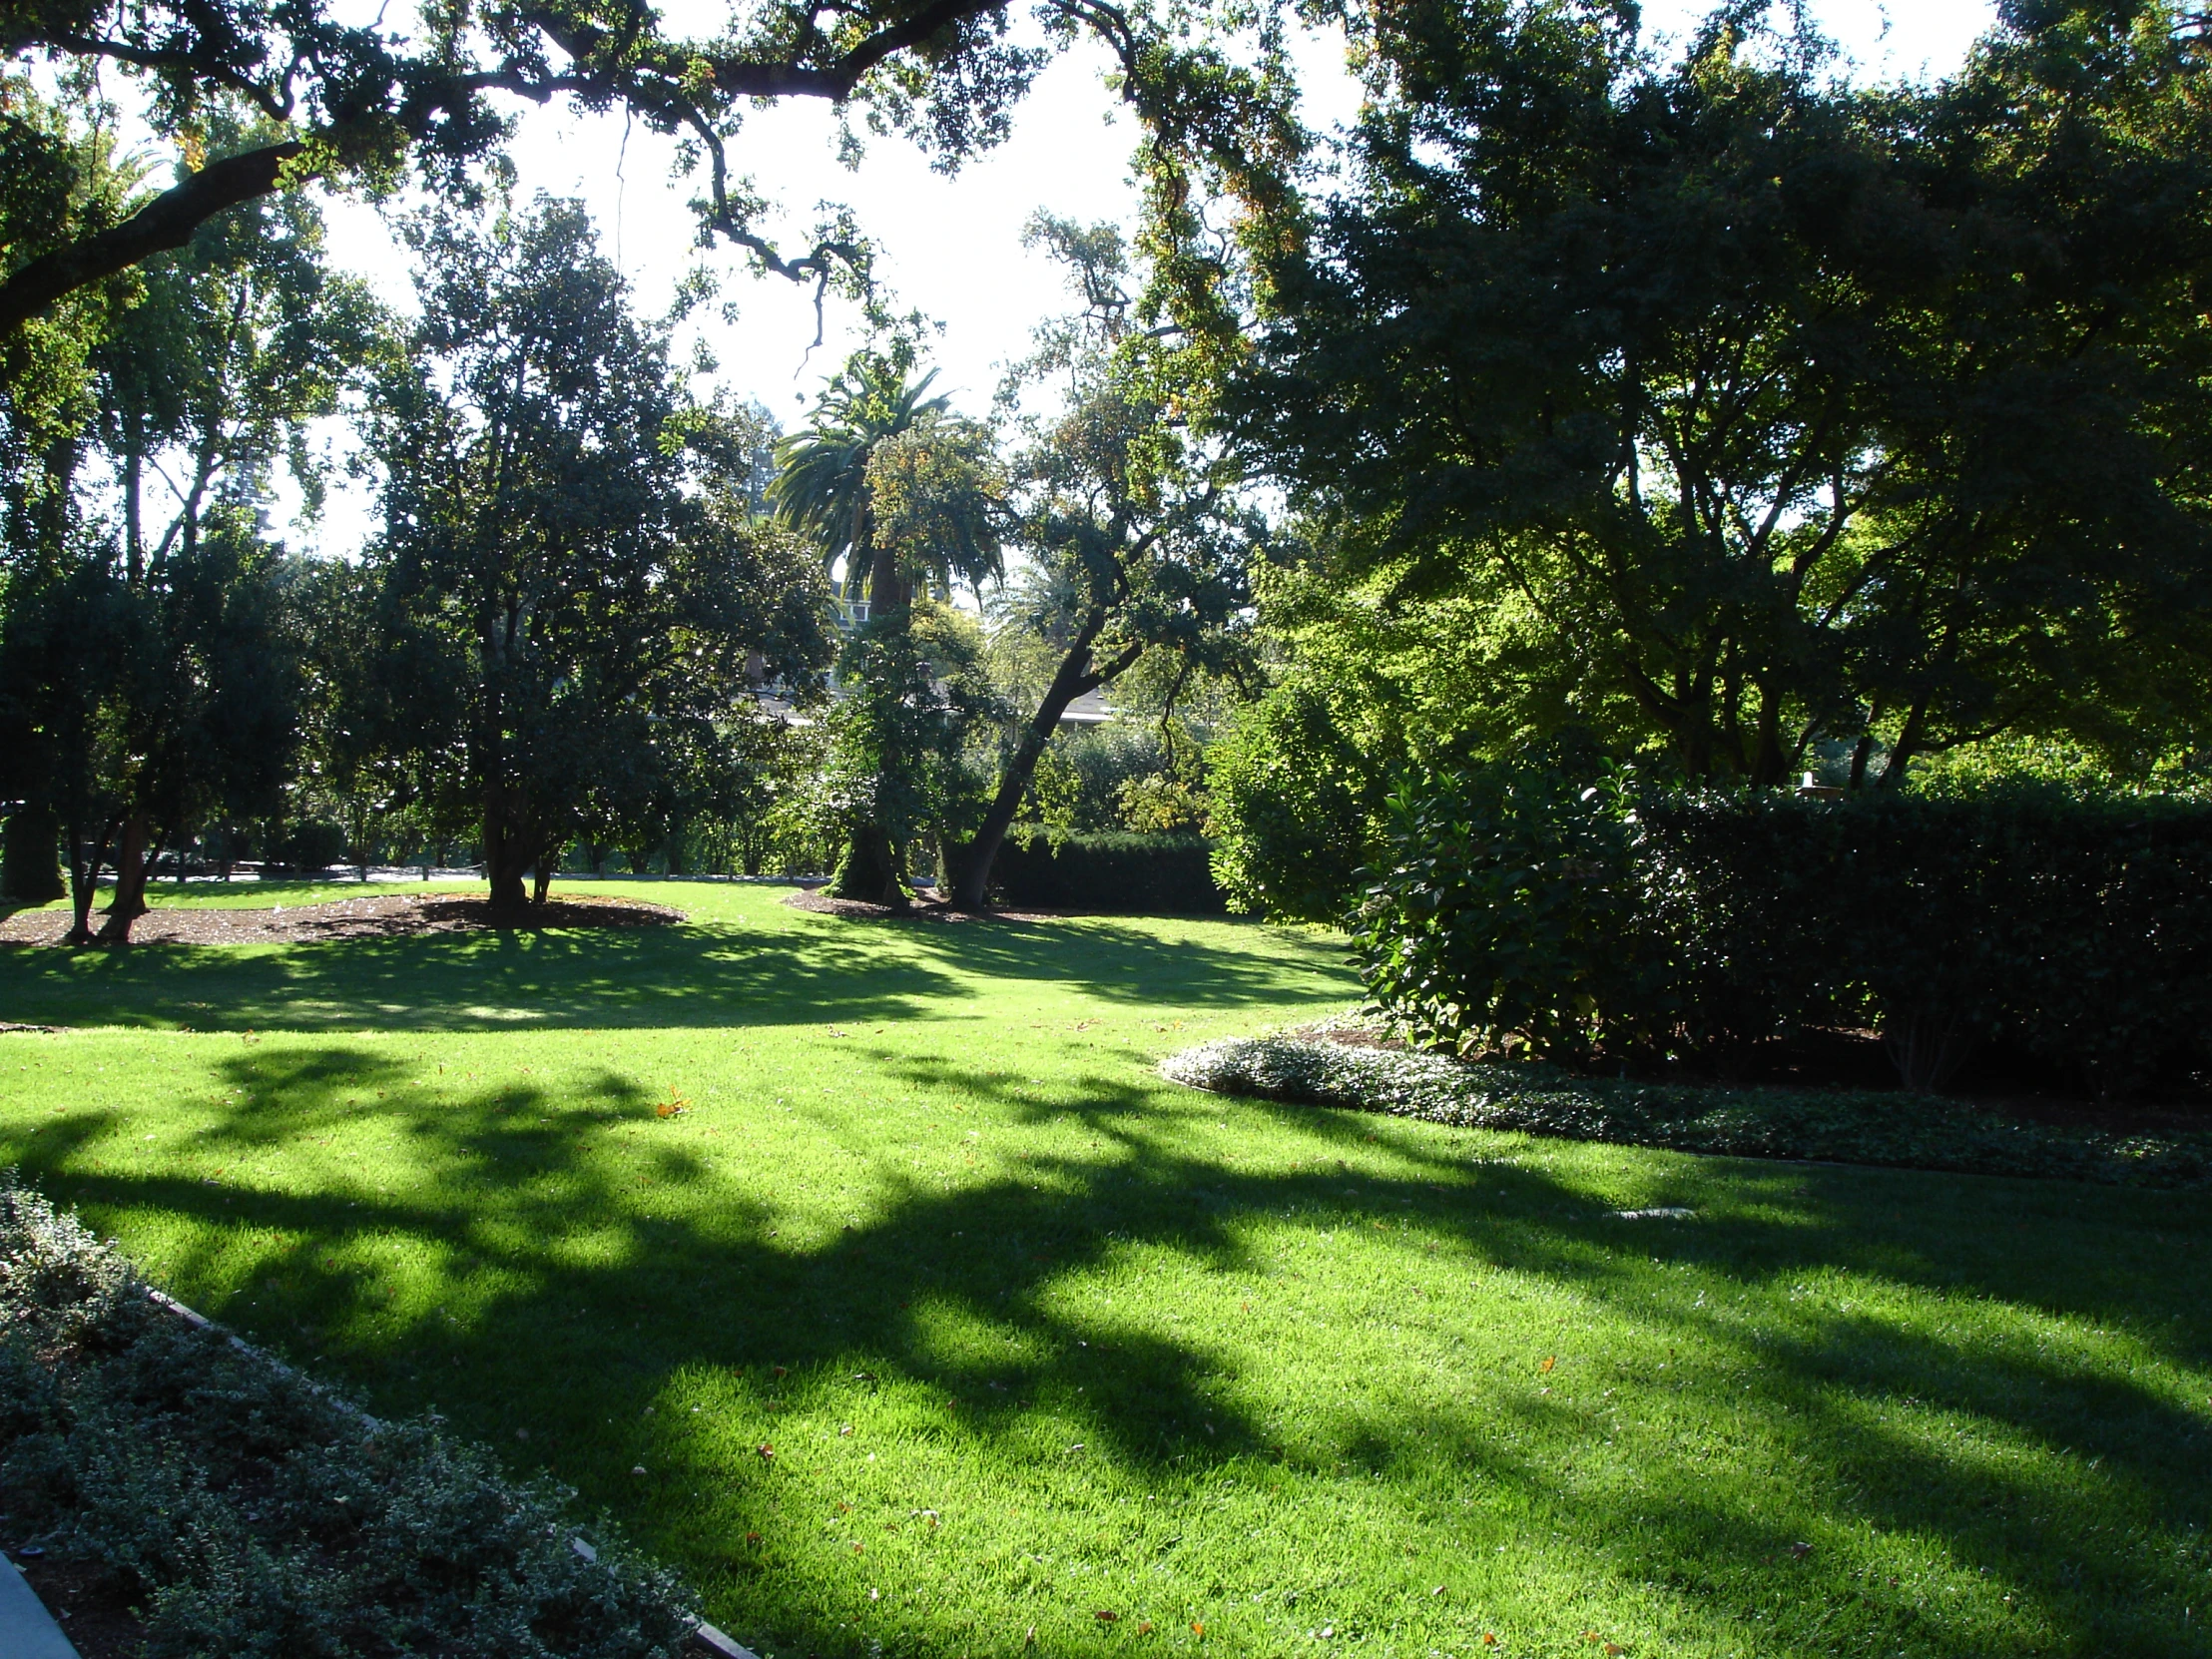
[0,892,685,947]
[782,888,1063,923]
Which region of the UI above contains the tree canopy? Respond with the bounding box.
[1228,0,2212,790]
[362,196,833,912]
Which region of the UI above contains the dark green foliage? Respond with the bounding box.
[1355,768,2212,1096]
[267,818,347,872]
[1163,1036,2212,1190]
[1206,677,1388,923]
[1,805,63,901]
[0,1177,699,1657]
[1231,2,2212,788]
[1354,768,1655,1070]
[991,828,1224,913]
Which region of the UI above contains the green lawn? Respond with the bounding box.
[1,879,2208,1658]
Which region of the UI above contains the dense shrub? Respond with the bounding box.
[1163,1036,2212,1188]
[1355,768,2212,1095]
[991,828,1226,913]
[1206,679,1385,922]
[0,1177,701,1657]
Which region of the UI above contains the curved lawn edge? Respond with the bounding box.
[1161,1035,2212,1189]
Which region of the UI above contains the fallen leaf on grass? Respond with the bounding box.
[744,1532,762,1544]
[1138,1622,1154,1635]
[1540,1357,1556,1374]
[1481,1636,1498,1648]
[1190,1622,1204,1638]
[1096,1610,1120,1622]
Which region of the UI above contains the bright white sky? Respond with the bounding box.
[285,0,1998,555]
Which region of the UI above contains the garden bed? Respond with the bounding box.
[0,893,685,946]
[0,1177,706,1657]
[1163,1031,2212,1188]
[780,888,1060,923]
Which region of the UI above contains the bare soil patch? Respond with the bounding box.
[782,887,1064,923]
[0,892,684,947]
[10,1554,143,1659]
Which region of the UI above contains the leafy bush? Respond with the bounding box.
[0,1177,701,1657]
[991,828,1225,913]
[1353,768,1658,1068]
[1356,767,2212,1095]
[1206,679,1385,922]
[1163,1036,2212,1189]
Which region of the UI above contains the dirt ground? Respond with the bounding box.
[0,891,685,947]
[781,888,1062,923]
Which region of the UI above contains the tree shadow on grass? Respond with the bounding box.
[4,1047,2209,1658]
[0,911,1353,1032]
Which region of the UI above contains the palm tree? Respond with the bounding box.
[769,356,949,623]
[770,355,1006,902]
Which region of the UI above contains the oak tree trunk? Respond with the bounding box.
[96,814,151,944]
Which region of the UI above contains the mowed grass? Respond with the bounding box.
[1,880,2209,1659]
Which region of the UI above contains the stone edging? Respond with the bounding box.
[147,1288,759,1659]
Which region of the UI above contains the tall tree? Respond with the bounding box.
[361,195,832,914]
[0,71,140,902]
[2,105,369,940]
[945,215,1260,910]
[1230,0,2212,788]
[770,352,1004,901]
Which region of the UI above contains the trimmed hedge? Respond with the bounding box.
[1163,1036,2212,1189]
[1356,770,2212,1095]
[990,828,1227,913]
[0,1177,701,1657]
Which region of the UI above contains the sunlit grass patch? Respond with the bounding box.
[0,881,2207,1657]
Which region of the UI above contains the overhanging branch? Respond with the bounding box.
[0,140,304,333]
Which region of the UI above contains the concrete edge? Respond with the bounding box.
[0,1552,83,1659]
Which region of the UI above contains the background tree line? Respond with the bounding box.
[0,75,1254,935]
[14,0,2212,940]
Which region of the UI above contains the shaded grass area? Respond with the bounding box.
[0,881,2208,1658]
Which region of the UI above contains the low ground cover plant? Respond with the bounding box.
[0,1178,699,1657]
[1164,1034,2212,1189]
[1356,768,2212,1094]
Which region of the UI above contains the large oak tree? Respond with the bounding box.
[1230,0,2212,788]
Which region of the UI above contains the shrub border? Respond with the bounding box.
[1161,1035,2212,1189]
